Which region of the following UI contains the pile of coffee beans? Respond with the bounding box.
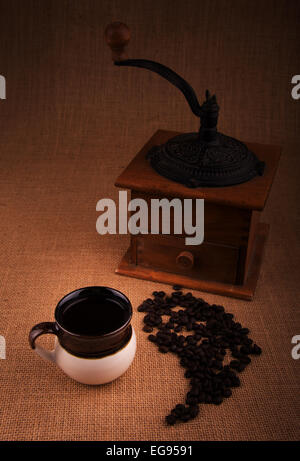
[138,286,262,425]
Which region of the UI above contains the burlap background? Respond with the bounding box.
[0,0,299,441]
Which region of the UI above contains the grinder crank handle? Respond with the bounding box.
[104,22,203,118]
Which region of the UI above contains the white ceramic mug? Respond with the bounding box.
[29,287,136,385]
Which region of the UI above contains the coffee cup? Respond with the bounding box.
[29,286,136,384]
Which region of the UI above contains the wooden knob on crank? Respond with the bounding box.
[176,251,194,270]
[104,22,130,62]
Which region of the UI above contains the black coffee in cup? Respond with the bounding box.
[61,297,128,336]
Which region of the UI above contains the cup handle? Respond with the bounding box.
[29,322,58,363]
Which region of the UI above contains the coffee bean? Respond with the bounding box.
[239,345,250,355]
[237,363,246,372]
[232,350,242,359]
[214,361,223,370]
[175,403,185,411]
[243,338,253,346]
[143,314,153,325]
[223,388,232,398]
[189,387,199,397]
[240,355,251,365]
[172,284,182,291]
[230,375,241,387]
[165,414,176,425]
[143,325,153,333]
[137,304,147,312]
[215,353,224,361]
[229,360,240,370]
[138,287,261,424]
[159,345,169,353]
[212,396,223,405]
[186,396,198,406]
[189,405,199,418]
[148,334,157,343]
[251,344,262,355]
[204,393,212,404]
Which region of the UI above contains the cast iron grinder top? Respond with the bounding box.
[105,22,265,188]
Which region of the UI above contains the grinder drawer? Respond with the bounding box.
[136,236,239,285]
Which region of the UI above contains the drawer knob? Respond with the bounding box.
[176,251,194,269]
